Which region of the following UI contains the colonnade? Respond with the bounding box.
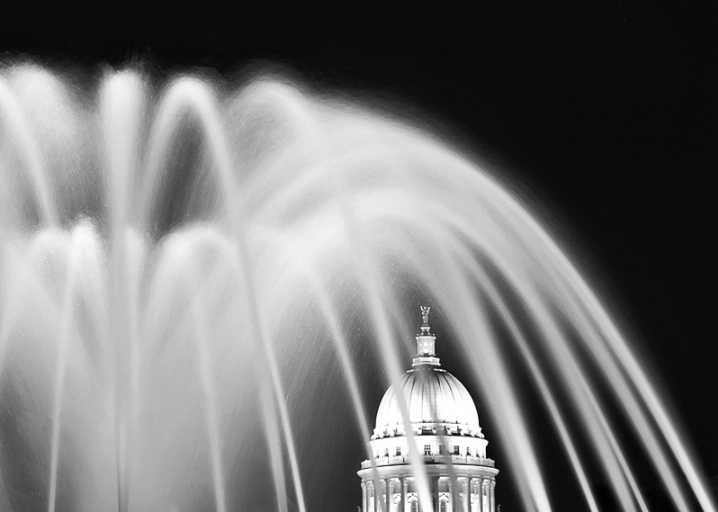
[361,475,496,512]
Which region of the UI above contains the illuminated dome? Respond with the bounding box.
[373,364,483,439]
[373,306,483,439]
[358,306,498,512]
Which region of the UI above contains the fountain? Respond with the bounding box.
[0,63,714,512]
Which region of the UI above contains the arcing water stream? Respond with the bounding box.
[0,64,714,512]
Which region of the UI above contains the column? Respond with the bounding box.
[381,480,387,512]
[401,478,409,512]
[362,482,367,512]
[435,476,441,512]
[481,479,487,512]
[478,478,484,512]
[490,479,495,512]
[449,477,455,512]
[387,479,393,512]
[402,478,408,512]
[462,478,469,512]
[468,478,476,512]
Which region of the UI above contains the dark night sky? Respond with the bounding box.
[1,1,717,511]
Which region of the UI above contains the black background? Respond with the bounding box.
[2,1,716,510]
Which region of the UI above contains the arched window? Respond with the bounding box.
[409,496,419,512]
[439,495,450,512]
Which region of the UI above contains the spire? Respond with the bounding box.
[413,305,440,366]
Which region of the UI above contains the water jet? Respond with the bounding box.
[0,64,713,512]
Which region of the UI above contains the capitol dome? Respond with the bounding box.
[373,364,483,439]
[358,306,498,512]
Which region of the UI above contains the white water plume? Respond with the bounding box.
[0,63,713,512]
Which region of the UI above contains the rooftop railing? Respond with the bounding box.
[360,454,494,469]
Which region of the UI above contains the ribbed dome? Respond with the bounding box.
[373,364,483,439]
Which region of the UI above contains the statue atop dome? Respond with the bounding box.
[420,305,431,331]
[414,305,439,365]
